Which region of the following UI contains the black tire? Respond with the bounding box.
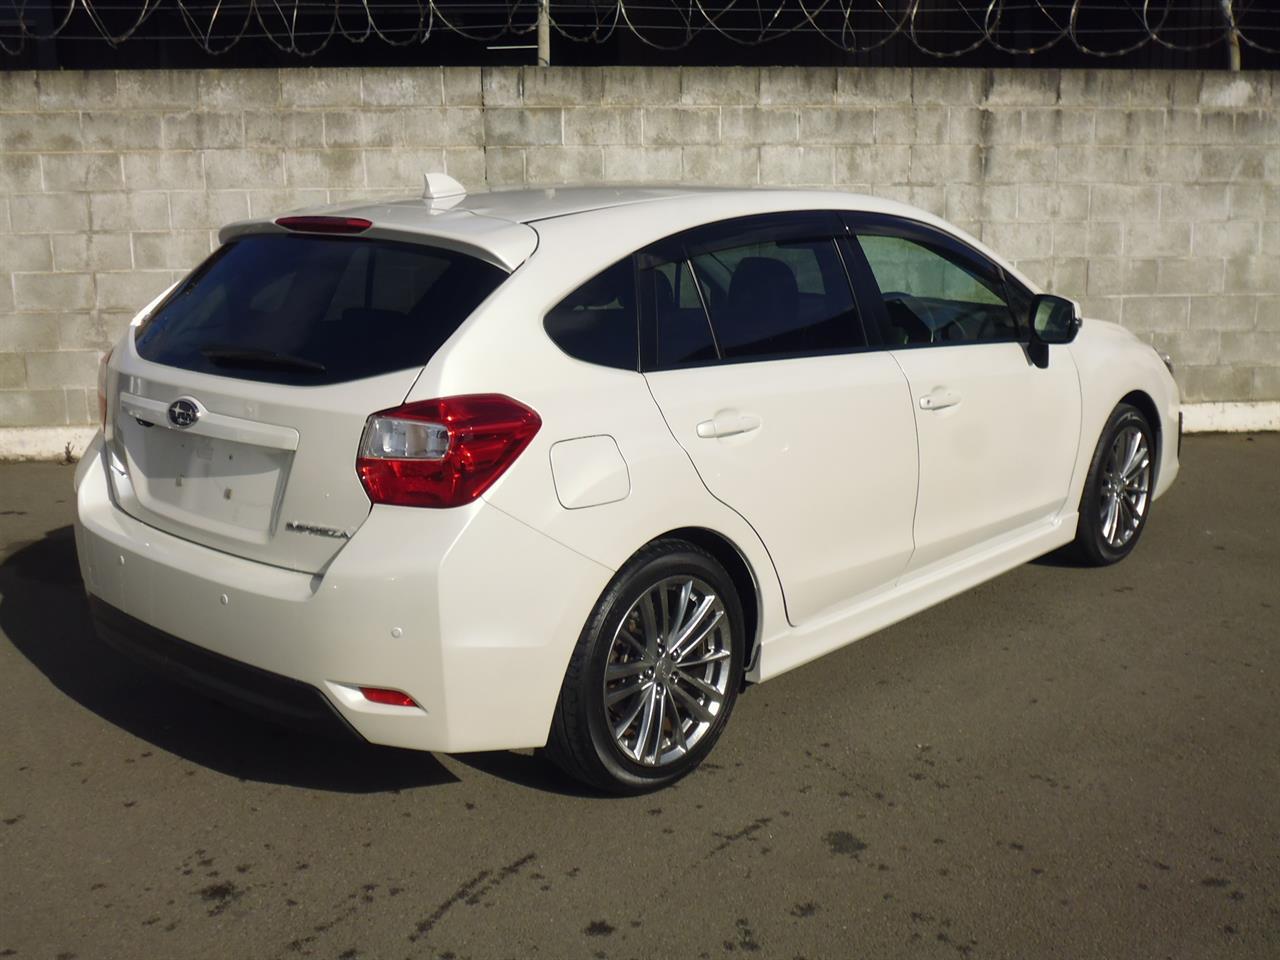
[544,539,745,794]
[1068,402,1156,566]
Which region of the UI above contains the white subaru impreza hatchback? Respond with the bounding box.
[74,180,1180,792]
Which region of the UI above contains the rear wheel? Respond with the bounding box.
[545,539,745,794]
[1069,403,1155,566]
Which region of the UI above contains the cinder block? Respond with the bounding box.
[14,272,93,312]
[483,147,525,186]
[643,108,719,146]
[1165,109,1204,145]
[985,70,1059,106]
[363,150,446,190]
[122,152,203,191]
[526,146,603,184]
[877,106,946,145]
[1089,184,1160,223]
[481,68,522,107]
[95,271,175,312]
[203,150,284,190]
[118,71,196,108]
[836,68,911,105]
[281,68,362,107]
[1122,296,1190,333]
[52,233,132,273]
[910,144,980,185]
[0,113,80,152]
[1177,365,1252,402]
[1251,366,1280,400]
[443,68,482,107]
[1125,221,1191,259]
[1189,295,1263,332]
[6,236,52,272]
[945,184,1017,223]
[361,68,442,107]
[40,153,124,193]
[682,145,758,186]
[1233,110,1279,145]
[1058,70,1132,107]
[760,145,833,186]
[911,68,982,105]
[24,350,100,389]
[1127,145,1200,183]
[89,192,170,232]
[521,67,603,107]
[946,107,983,145]
[760,67,835,105]
[981,222,1052,260]
[483,108,562,147]
[1192,222,1259,259]
[682,68,760,105]
[1019,183,1088,221]
[246,189,330,217]
[1156,258,1224,296]
[55,313,110,352]
[169,191,251,229]
[1162,184,1230,221]
[1123,259,1159,295]
[133,231,215,270]
[0,315,59,351]
[602,68,680,106]
[722,108,798,145]
[244,111,325,149]
[1056,145,1127,183]
[1199,73,1263,109]
[0,388,68,427]
[1156,330,1222,368]
[563,108,643,146]
[1086,259,1124,295]
[35,71,118,110]
[199,71,281,109]
[1087,222,1124,257]
[0,154,42,193]
[0,353,24,389]
[799,107,872,145]
[81,112,163,152]
[1262,223,1280,257]
[1225,256,1277,294]
[982,146,1055,184]
[1199,146,1266,182]
[322,112,363,149]
[10,194,89,234]
[1220,331,1280,366]
[444,147,486,188]
[446,109,486,147]
[1077,296,1123,325]
[0,72,38,111]
[1052,221,1089,258]
[1095,109,1164,144]
[602,145,682,183]
[834,145,910,186]
[162,112,244,151]
[1026,108,1092,144]
[1051,258,1087,296]
[399,109,449,147]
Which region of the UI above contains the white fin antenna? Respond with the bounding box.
[423,172,466,201]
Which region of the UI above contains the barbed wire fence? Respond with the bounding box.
[1,1,1275,62]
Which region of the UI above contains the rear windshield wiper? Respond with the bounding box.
[199,346,327,374]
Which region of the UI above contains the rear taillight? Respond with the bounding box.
[97,347,113,430]
[274,216,372,235]
[356,395,541,508]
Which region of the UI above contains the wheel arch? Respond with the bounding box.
[1118,389,1161,485]
[652,526,762,685]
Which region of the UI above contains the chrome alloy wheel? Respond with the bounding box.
[603,576,733,767]
[1099,424,1152,549]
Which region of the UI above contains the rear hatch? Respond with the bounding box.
[106,229,511,573]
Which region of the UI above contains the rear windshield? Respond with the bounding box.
[134,234,508,385]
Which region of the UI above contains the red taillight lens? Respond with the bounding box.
[275,216,372,235]
[356,395,541,508]
[359,687,419,708]
[97,347,113,430]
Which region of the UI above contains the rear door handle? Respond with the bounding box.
[696,412,761,439]
[918,389,962,411]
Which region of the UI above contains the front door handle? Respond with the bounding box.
[918,389,962,411]
[696,412,762,439]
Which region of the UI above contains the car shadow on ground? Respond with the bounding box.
[0,525,466,794]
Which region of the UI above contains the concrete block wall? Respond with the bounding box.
[1,66,1277,444]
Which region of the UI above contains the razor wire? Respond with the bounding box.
[1,1,1276,59]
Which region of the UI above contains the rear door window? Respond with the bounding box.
[134,234,508,385]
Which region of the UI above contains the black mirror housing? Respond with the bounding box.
[1026,294,1081,369]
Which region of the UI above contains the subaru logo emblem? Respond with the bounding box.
[167,398,201,429]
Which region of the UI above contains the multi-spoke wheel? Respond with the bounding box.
[1069,403,1156,565]
[545,540,745,793]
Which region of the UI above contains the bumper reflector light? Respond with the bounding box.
[359,686,419,708]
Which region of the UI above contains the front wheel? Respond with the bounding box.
[1069,403,1155,566]
[545,539,745,794]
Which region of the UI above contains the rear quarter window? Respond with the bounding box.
[543,258,639,371]
[134,234,507,385]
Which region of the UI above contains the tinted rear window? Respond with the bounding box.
[135,234,508,385]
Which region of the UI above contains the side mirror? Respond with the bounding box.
[1027,294,1081,368]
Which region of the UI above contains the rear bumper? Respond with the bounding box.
[74,436,613,753]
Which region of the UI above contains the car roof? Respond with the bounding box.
[217,184,1025,285]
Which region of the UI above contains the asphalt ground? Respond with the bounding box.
[1,434,1277,960]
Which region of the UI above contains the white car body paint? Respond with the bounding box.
[74,185,1180,754]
